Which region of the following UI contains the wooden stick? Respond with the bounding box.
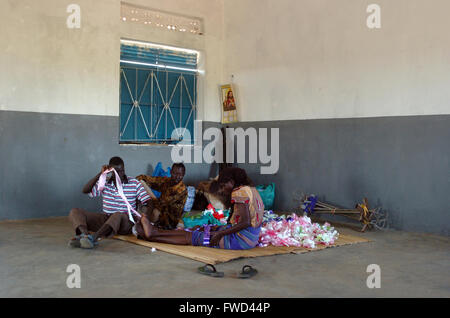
[317,201,340,209]
[313,210,361,214]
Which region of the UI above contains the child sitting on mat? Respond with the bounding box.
[134,167,264,250]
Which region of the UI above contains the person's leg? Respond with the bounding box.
[91,224,113,242]
[68,208,109,248]
[148,208,161,223]
[92,212,131,241]
[68,208,108,235]
[140,214,192,245]
[116,213,134,235]
[134,221,146,239]
[137,199,159,223]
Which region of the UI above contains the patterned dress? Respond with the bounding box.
[136,175,187,230]
[191,186,265,250]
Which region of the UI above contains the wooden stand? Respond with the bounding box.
[301,196,387,232]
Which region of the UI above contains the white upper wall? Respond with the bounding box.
[0,0,224,121]
[1,0,449,122]
[223,0,450,121]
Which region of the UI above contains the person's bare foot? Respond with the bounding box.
[141,214,157,240]
[134,222,146,239]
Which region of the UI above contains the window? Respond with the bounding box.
[120,2,204,35]
[119,39,199,144]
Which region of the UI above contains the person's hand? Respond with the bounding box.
[134,213,142,223]
[101,165,111,173]
[209,232,223,247]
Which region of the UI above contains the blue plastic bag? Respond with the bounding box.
[151,189,162,198]
[152,162,171,177]
[149,162,170,198]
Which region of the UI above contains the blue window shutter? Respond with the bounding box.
[120,43,197,70]
[119,43,197,144]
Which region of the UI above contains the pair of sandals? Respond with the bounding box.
[68,234,99,249]
[198,264,258,279]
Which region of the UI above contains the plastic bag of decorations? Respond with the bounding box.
[203,204,229,226]
[259,211,339,249]
[182,204,230,228]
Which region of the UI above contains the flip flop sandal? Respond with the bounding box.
[79,234,99,249]
[68,235,81,248]
[197,264,224,277]
[238,265,258,279]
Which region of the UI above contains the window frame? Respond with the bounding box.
[118,40,199,145]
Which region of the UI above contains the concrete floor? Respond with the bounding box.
[0,217,449,297]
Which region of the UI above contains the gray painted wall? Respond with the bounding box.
[0,110,218,220]
[226,115,450,236]
[1,110,449,236]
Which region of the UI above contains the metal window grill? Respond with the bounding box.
[119,42,198,144]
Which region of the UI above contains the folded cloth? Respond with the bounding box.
[183,186,196,212]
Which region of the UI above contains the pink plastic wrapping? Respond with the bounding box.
[259,212,339,248]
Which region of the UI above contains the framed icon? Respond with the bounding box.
[220,84,238,123]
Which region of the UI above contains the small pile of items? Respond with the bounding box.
[259,211,339,249]
[182,204,229,228]
[203,204,228,225]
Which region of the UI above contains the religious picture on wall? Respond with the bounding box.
[220,84,238,123]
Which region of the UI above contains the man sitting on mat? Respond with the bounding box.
[68,156,151,249]
[134,167,264,250]
[136,163,187,230]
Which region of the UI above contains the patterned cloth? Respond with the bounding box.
[191,224,261,250]
[136,175,187,229]
[89,177,150,214]
[229,186,264,228]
